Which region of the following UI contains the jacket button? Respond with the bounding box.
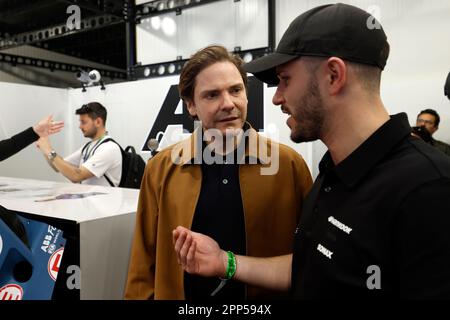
[222,179,228,185]
[324,186,332,192]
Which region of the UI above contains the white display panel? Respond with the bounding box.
[0,176,138,223]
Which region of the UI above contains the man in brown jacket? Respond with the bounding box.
[125,45,312,300]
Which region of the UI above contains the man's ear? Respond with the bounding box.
[186,100,197,118]
[325,57,347,95]
[95,117,103,128]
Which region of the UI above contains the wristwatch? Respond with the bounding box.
[47,150,57,161]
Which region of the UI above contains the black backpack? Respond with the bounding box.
[82,138,146,189]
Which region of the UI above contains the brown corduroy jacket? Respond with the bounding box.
[124,128,312,299]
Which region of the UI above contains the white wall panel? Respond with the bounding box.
[137,0,268,65]
[137,12,180,64]
[235,0,268,51]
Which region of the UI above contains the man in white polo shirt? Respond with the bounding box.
[37,102,122,187]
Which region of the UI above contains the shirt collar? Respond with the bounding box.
[319,113,412,187]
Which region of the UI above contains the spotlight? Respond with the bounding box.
[150,16,161,30]
[75,69,90,83]
[88,69,101,82]
[168,63,176,74]
[157,65,166,75]
[157,2,165,11]
[144,67,151,77]
[168,0,175,9]
[161,17,177,36]
[76,69,105,91]
[243,52,253,63]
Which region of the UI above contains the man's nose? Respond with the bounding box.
[221,92,235,111]
[272,87,284,106]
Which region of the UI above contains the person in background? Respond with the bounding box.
[36,102,122,186]
[411,126,432,143]
[416,109,450,156]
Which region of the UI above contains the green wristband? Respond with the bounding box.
[224,251,236,280]
[211,251,237,296]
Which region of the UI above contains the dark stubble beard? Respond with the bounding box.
[84,127,98,139]
[290,75,325,143]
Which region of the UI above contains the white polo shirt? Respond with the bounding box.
[64,136,122,187]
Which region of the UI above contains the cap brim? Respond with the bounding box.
[243,52,298,85]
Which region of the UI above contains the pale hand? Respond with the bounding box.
[173,226,227,278]
[33,115,64,138]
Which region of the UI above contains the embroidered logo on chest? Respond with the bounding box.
[328,216,352,234]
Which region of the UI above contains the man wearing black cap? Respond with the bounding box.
[173,3,450,299]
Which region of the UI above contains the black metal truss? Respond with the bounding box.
[132,47,271,80]
[132,0,275,81]
[268,0,276,52]
[0,52,127,80]
[135,0,224,22]
[57,0,124,18]
[0,14,123,51]
[125,0,136,80]
[0,0,276,85]
[0,0,57,24]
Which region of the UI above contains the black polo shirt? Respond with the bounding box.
[184,140,246,300]
[292,113,450,299]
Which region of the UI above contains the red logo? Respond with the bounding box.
[48,247,64,281]
[0,284,23,300]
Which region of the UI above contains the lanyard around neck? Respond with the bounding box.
[83,135,106,162]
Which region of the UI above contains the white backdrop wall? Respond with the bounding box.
[0,82,69,181]
[0,0,449,181]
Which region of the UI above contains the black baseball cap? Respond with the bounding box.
[244,3,390,85]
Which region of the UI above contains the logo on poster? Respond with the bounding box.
[48,247,64,281]
[0,284,23,300]
[41,225,61,254]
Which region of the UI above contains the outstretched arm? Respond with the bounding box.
[173,226,292,291]
[0,115,64,161]
[33,115,64,138]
